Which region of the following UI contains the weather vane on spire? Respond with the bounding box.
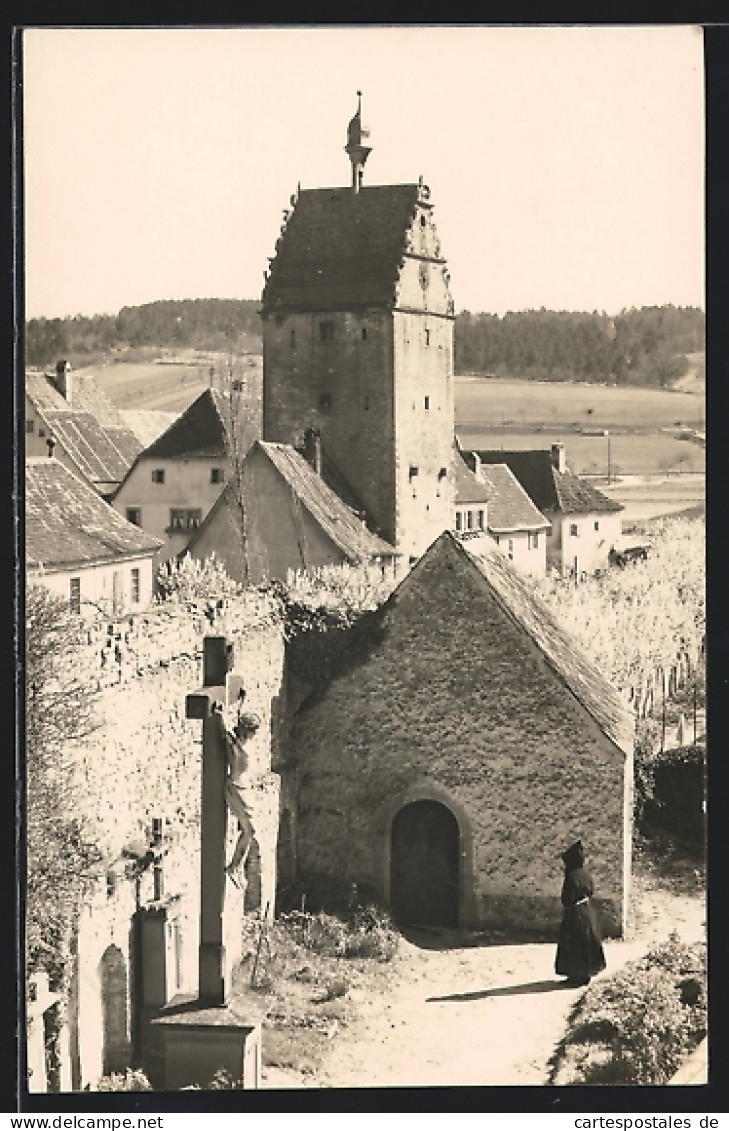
[346,91,371,193]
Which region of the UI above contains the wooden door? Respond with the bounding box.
[390,800,459,927]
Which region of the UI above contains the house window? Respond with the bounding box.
[231,378,243,392]
[528,532,540,549]
[466,510,474,530]
[126,507,141,526]
[319,392,332,410]
[420,214,427,227]
[152,469,165,484]
[508,539,514,560]
[169,508,202,531]
[424,396,430,410]
[130,567,140,605]
[69,577,81,615]
[319,321,334,342]
[455,512,462,532]
[477,510,485,530]
[594,520,600,531]
[25,419,34,434]
[210,468,224,484]
[570,523,579,537]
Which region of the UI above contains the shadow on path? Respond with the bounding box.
[427,978,571,1002]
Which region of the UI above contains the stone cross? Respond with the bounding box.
[186,636,244,1006]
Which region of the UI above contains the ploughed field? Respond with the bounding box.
[83,356,705,512]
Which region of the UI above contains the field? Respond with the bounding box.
[75,355,705,511]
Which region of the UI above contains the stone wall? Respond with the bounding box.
[54,595,286,1088]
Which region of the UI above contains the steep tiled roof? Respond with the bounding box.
[453,451,491,505]
[26,458,161,569]
[467,450,622,515]
[475,463,551,533]
[256,442,396,561]
[139,388,259,462]
[262,184,420,311]
[26,373,143,488]
[457,535,633,752]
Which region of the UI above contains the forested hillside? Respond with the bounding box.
[25,298,262,367]
[454,306,704,387]
[26,299,704,391]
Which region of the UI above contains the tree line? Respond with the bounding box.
[454,305,704,387]
[25,298,263,367]
[26,299,704,390]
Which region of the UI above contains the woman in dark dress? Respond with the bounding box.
[555,840,606,987]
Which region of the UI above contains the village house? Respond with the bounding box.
[471,456,551,576]
[285,531,633,938]
[26,457,161,615]
[463,443,623,576]
[185,439,397,585]
[110,386,261,564]
[261,96,456,567]
[25,360,143,499]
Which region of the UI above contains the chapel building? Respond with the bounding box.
[261,96,456,565]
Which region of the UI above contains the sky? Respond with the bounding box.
[21,25,705,321]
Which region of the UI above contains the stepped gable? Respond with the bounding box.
[26,373,143,487]
[474,463,551,533]
[141,388,257,461]
[262,184,420,311]
[468,449,622,515]
[255,442,395,562]
[26,457,161,569]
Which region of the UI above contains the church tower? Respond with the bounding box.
[261,97,456,565]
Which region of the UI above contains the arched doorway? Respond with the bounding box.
[390,800,459,927]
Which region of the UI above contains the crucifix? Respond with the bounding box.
[185,635,245,1006]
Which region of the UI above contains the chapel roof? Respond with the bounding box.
[25,457,161,570]
[261,184,422,311]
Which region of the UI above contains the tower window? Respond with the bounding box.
[361,327,368,340]
[420,215,426,227]
[408,466,419,481]
[319,392,333,410]
[319,321,334,342]
[290,329,296,349]
[425,329,430,346]
[424,396,430,410]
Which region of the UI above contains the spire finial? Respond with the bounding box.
[345,93,372,193]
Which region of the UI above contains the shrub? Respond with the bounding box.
[550,934,706,1086]
[636,742,706,846]
[279,904,399,962]
[92,1069,152,1092]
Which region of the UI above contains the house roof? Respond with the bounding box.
[187,441,396,566]
[262,184,422,311]
[26,373,143,489]
[25,458,161,570]
[141,388,249,461]
[475,463,551,533]
[256,442,396,561]
[453,451,491,506]
[466,449,622,515]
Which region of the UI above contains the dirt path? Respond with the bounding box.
[262,882,705,1090]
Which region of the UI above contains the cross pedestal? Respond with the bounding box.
[151,636,262,1090]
